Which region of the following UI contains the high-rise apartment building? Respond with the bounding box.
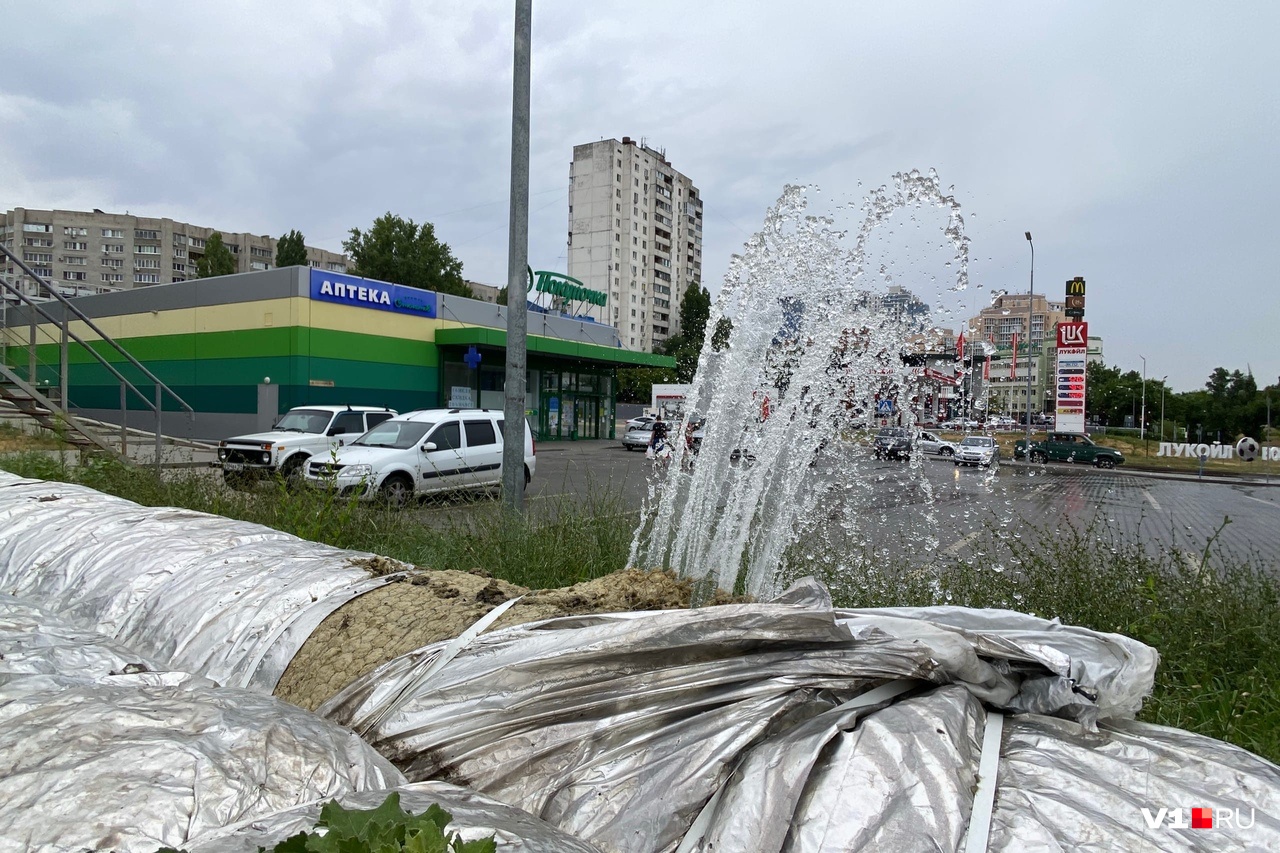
[567,137,703,352]
[965,292,1066,350]
[0,206,348,301]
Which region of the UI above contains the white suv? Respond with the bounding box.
[218,405,397,488]
[303,408,536,505]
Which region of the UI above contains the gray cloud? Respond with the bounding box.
[3,1,1276,390]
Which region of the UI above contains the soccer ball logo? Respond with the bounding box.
[1236,436,1260,462]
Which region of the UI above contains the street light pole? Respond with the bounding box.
[1024,231,1034,448]
[1160,376,1167,442]
[1139,355,1147,441]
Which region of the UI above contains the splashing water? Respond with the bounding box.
[629,171,973,600]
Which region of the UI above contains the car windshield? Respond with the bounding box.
[353,420,432,449]
[629,423,653,432]
[961,437,994,447]
[272,409,332,433]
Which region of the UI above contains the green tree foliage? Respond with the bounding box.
[654,284,714,383]
[496,286,508,306]
[195,232,237,278]
[344,212,469,297]
[615,365,675,404]
[275,229,308,267]
[1087,361,1274,441]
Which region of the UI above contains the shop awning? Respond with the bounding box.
[434,327,674,368]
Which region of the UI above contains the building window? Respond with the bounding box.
[133,273,160,284]
[64,256,87,266]
[250,245,271,258]
[226,243,239,254]
[24,237,54,247]
[22,253,53,264]
[102,228,124,238]
[173,262,186,273]
[134,258,160,269]
[62,271,87,281]
[64,241,88,251]
[135,245,160,254]
[134,229,160,241]
[326,262,345,272]
[188,237,206,249]
[102,258,123,269]
[101,273,123,283]
[63,226,88,236]
[103,244,124,254]
[23,223,52,232]
[250,260,269,271]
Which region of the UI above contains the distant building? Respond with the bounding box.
[0,206,347,301]
[466,281,502,303]
[965,291,1066,351]
[567,137,703,352]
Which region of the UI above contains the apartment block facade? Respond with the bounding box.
[965,292,1067,351]
[0,206,348,301]
[567,137,703,352]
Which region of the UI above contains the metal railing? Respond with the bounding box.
[0,244,194,468]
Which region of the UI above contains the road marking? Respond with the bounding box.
[1143,489,1162,512]
[1238,493,1279,510]
[943,531,980,556]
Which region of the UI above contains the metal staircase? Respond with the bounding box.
[1,244,196,466]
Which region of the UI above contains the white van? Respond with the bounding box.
[303,408,536,505]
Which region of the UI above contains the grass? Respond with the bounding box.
[784,516,1280,763]
[2,450,1278,764]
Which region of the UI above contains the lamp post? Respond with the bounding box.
[1139,355,1147,441]
[1024,231,1034,448]
[1160,375,1167,442]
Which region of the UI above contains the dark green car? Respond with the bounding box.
[1014,432,1125,468]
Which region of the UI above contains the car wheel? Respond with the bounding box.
[524,464,531,489]
[378,474,413,508]
[941,447,954,457]
[279,455,308,490]
[1030,451,1046,463]
[954,460,960,467]
[1096,457,1116,469]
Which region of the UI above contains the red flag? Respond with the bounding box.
[956,332,965,361]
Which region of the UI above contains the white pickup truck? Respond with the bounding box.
[217,405,397,488]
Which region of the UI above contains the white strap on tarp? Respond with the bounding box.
[964,710,1005,853]
[355,594,523,736]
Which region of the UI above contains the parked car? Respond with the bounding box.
[303,408,536,506]
[622,421,654,451]
[916,430,956,457]
[625,414,657,430]
[955,435,999,467]
[218,405,397,488]
[938,419,962,431]
[1015,432,1125,468]
[873,427,913,460]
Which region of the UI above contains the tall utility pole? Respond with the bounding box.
[1139,354,1147,441]
[502,0,532,513]
[1160,375,1167,442]
[1024,232,1034,448]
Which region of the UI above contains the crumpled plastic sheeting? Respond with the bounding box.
[0,471,393,691]
[0,595,406,853]
[184,783,605,853]
[321,580,1280,853]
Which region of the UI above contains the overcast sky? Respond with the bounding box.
[4,2,1276,391]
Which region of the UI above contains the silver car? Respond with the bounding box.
[955,435,999,467]
[916,430,956,457]
[622,422,653,451]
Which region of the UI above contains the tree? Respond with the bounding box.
[196,232,237,278]
[343,212,469,297]
[616,366,676,404]
[496,286,508,306]
[275,229,308,267]
[654,284,714,383]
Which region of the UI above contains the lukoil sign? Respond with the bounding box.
[1157,442,1280,461]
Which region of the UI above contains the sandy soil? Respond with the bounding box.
[275,566,739,711]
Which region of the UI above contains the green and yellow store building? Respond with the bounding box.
[2,267,670,441]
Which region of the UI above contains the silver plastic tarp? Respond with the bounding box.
[322,580,1280,853]
[0,594,405,853]
[184,783,605,853]
[0,471,394,691]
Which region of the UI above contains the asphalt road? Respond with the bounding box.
[519,438,1280,568]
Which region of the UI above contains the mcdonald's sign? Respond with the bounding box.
[1065,276,1086,296]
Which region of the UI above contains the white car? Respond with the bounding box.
[916,430,956,457]
[622,422,654,450]
[218,405,397,488]
[303,408,536,506]
[955,435,999,467]
[625,414,657,430]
